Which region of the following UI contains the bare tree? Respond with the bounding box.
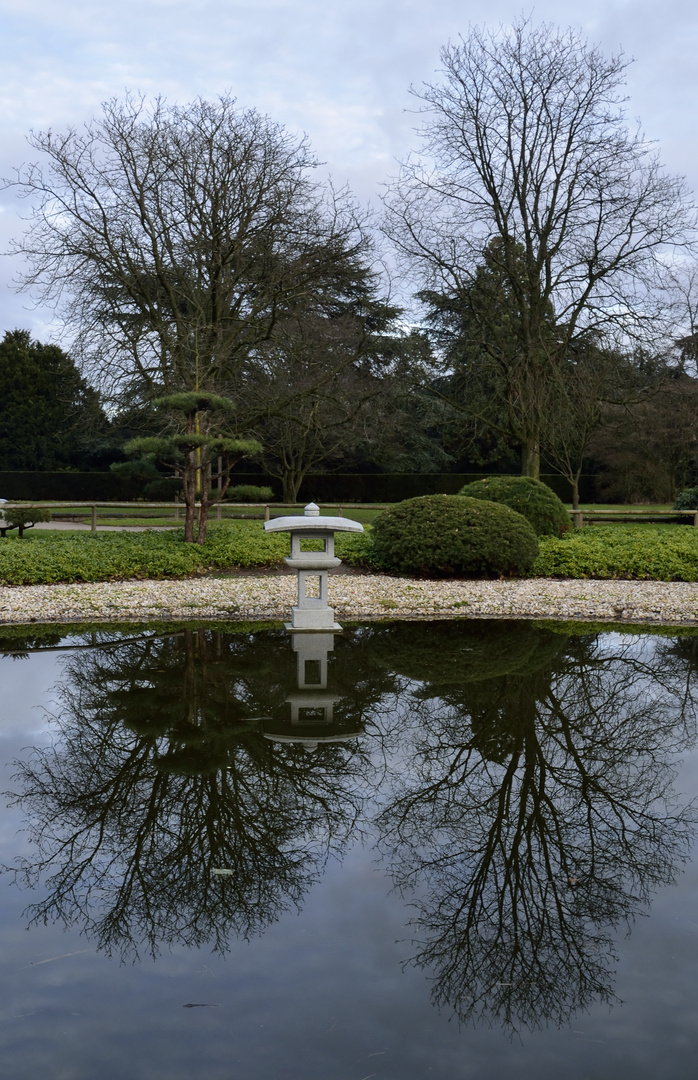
[5,94,379,524]
[384,19,695,478]
[8,93,370,395]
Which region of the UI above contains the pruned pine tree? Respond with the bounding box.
[125,393,261,543]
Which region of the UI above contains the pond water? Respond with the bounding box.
[1,618,698,1079]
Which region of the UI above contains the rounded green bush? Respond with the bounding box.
[370,494,539,577]
[674,487,698,511]
[458,476,570,537]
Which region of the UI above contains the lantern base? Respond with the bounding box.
[285,619,342,632]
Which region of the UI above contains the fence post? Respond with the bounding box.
[264,505,271,521]
[91,505,97,533]
[693,511,698,528]
[175,494,179,522]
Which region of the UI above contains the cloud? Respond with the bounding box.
[1,0,698,337]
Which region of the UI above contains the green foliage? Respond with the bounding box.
[209,438,262,457]
[171,434,210,451]
[226,485,275,502]
[4,518,698,584]
[0,523,289,585]
[370,494,539,577]
[124,436,184,462]
[674,487,698,511]
[2,506,52,536]
[110,457,162,483]
[533,525,698,580]
[459,475,571,537]
[3,506,52,528]
[333,530,381,568]
[0,329,107,471]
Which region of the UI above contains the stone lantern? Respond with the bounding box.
[264,502,363,631]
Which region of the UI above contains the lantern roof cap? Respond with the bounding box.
[264,503,363,534]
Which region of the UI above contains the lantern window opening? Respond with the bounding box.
[304,659,322,685]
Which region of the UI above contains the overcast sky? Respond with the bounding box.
[1,0,697,339]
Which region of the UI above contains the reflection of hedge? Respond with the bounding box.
[371,495,539,577]
[459,476,570,537]
[367,619,563,685]
[366,619,572,764]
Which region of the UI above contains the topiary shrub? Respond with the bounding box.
[370,494,539,577]
[458,476,570,537]
[226,484,275,503]
[674,487,698,511]
[0,505,52,538]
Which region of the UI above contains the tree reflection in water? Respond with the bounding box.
[372,621,698,1033]
[5,626,394,958]
[3,620,698,1034]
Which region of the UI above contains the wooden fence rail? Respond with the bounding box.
[4,500,698,533]
[569,509,698,527]
[0,500,387,533]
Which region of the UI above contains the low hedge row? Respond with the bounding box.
[3,521,698,585]
[532,525,698,581]
[0,525,287,586]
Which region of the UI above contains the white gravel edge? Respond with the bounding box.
[2,575,698,626]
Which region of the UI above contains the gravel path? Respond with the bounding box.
[1,575,698,626]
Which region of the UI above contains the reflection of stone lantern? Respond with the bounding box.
[263,630,362,750]
[264,502,363,631]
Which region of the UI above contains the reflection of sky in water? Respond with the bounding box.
[0,622,697,1079]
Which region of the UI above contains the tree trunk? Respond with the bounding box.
[196,448,211,544]
[183,451,197,543]
[571,475,580,511]
[521,440,540,480]
[282,469,304,504]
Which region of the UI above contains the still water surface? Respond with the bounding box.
[1,619,698,1079]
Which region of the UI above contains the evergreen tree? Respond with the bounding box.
[0,330,106,470]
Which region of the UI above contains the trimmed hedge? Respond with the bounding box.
[0,470,595,504]
[226,484,274,502]
[370,495,539,577]
[459,475,570,537]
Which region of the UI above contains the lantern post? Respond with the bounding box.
[264,502,364,631]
